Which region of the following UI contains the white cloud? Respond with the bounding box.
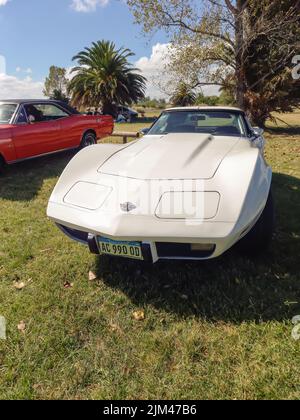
[0,73,45,99]
[0,55,6,74]
[15,66,32,74]
[135,43,171,99]
[0,0,9,6]
[71,0,109,12]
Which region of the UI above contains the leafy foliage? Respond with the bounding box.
[137,97,167,109]
[127,0,300,126]
[170,82,196,106]
[43,66,69,102]
[243,0,300,126]
[196,93,219,106]
[68,40,147,116]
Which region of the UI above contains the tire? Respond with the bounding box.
[238,189,275,256]
[80,132,97,149]
[0,155,6,175]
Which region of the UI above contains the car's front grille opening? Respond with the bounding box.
[156,242,216,259]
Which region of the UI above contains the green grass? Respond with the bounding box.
[0,112,300,399]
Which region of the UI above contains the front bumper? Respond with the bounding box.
[49,197,242,262]
[56,223,218,262]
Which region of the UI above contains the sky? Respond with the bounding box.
[0,0,171,99]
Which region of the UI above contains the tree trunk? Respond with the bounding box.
[102,102,117,118]
[235,0,246,110]
[251,114,267,129]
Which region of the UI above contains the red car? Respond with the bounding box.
[0,99,114,172]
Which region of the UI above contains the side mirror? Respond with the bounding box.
[140,128,150,135]
[253,127,264,138]
[28,114,36,124]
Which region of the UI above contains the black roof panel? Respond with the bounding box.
[0,99,80,114]
[0,99,59,104]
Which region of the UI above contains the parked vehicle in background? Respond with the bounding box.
[115,114,127,123]
[0,100,114,172]
[117,106,138,121]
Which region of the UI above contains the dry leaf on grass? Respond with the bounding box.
[88,271,97,281]
[17,321,26,333]
[122,366,132,376]
[110,323,119,332]
[109,322,122,333]
[40,248,52,254]
[63,281,74,289]
[13,281,26,290]
[132,310,145,321]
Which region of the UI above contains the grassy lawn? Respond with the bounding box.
[0,111,300,400]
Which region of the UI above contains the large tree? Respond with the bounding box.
[127,0,300,126]
[68,40,147,116]
[170,82,196,106]
[43,66,69,102]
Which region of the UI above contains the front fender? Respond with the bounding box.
[48,143,128,203]
[0,128,16,162]
[213,145,272,225]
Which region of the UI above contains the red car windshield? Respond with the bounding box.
[0,103,17,124]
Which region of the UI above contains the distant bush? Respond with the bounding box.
[196,94,219,106]
[136,97,167,109]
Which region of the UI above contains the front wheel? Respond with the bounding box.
[0,156,6,175]
[80,132,97,149]
[238,189,275,256]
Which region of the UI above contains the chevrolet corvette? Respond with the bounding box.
[0,99,114,172]
[47,107,274,262]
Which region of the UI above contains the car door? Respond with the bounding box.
[58,113,85,148]
[12,103,67,160]
[34,103,74,150]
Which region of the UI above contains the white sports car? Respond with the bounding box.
[47,107,274,262]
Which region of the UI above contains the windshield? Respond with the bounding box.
[148,110,247,137]
[0,103,17,124]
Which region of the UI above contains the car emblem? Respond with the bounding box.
[120,202,137,212]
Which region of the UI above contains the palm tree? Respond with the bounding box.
[170,82,196,107]
[68,40,147,116]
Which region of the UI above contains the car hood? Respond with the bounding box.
[98,133,241,180]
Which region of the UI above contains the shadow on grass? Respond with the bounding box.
[0,150,75,201]
[95,172,300,323]
[266,125,300,136]
[1,154,300,322]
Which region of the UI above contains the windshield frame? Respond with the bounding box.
[147,109,251,138]
[0,102,19,125]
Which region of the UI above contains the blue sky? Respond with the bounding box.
[0,0,169,98]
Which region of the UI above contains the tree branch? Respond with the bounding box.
[224,0,238,15]
[162,9,235,48]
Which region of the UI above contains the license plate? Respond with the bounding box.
[98,237,144,260]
